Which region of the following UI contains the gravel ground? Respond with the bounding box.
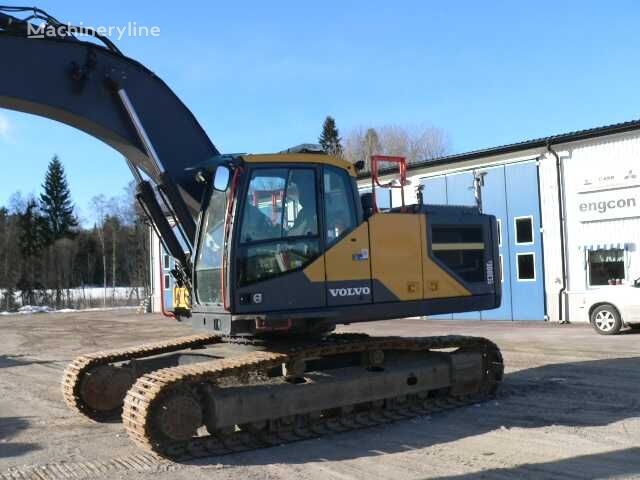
[1,310,639,479]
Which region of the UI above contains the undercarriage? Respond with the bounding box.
[63,333,503,460]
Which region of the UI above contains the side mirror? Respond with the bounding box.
[360,192,374,219]
[634,277,640,288]
[213,165,231,191]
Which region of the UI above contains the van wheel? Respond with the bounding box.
[591,305,622,335]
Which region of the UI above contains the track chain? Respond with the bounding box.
[62,333,221,421]
[121,334,503,460]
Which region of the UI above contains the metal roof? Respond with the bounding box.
[359,118,640,179]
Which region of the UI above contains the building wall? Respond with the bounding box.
[560,132,640,322]
[149,226,181,314]
[537,150,563,323]
[149,229,162,313]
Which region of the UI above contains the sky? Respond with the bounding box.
[2,0,640,223]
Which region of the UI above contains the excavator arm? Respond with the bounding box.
[0,6,219,272]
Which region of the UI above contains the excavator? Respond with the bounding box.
[0,6,503,460]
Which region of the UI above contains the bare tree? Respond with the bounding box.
[344,124,450,171]
[90,195,110,307]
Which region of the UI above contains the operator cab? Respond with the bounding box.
[193,155,362,324]
[191,153,500,336]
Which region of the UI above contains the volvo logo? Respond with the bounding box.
[329,287,371,297]
[252,293,263,304]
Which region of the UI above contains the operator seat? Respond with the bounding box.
[288,185,318,237]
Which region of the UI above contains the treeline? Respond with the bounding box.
[318,116,450,172]
[0,156,149,311]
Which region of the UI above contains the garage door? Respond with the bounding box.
[476,165,513,320]
[504,162,545,320]
[420,161,545,321]
[445,171,481,320]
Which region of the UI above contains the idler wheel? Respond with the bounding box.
[79,365,135,413]
[152,389,203,441]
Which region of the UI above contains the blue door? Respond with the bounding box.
[446,171,476,207]
[478,166,513,320]
[162,250,174,309]
[504,162,544,320]
[445,172,481,320]
[420,176,447,204]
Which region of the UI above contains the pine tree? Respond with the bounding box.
[17,199,47,305]
[319,116,343,157]
[40,155,78,242]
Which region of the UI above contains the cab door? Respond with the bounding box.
[233,166,326,313]
[322,167,373,306]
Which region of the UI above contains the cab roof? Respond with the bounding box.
[242,153,357,177]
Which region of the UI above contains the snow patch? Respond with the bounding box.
[0,305,139,316]
[18,305,52,314]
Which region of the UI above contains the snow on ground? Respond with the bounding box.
[1,286,144,301]
[0,305,140,316]
[0,286,146,314]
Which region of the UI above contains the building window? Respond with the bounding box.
[588,249,625,286]
[163,254,170,270]
[514,216,534,245]
[496,219,502,247]
[164,274,171,290]
[516,253,535,281]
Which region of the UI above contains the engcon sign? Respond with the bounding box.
[577,186,640,222]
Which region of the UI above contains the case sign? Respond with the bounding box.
[577,186,640,222]
[578,168,639,193]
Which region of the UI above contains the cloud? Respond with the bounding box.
[0,113,11,141]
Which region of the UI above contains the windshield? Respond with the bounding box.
[195,189,227,304]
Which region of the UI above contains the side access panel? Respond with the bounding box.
[323,222,373,306]
[368,214,423,303]
[419,215,471,300]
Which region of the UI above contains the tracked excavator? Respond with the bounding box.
[1,6,504,459]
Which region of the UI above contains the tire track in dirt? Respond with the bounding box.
[0,453,184,480]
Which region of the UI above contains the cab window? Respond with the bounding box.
[323,168,357,246]
[238,168,320,286]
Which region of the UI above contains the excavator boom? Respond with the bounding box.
[0,8,218,259]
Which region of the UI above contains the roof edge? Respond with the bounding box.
[358,118,640,179]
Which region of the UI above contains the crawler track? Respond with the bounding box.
[121,335,503,460]
[62,334,221,421]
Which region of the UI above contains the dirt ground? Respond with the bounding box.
[1,310,639,480]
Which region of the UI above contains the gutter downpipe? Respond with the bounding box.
[546,141,568,323]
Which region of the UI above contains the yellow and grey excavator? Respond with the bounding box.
[1,7,503,459]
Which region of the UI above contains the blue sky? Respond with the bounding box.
[2,0,640,222]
